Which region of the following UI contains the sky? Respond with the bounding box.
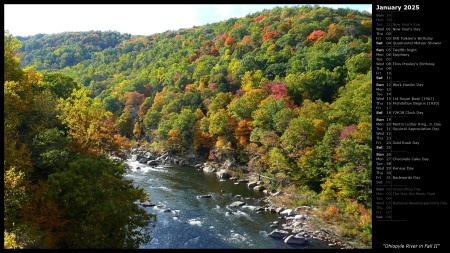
[4,4,372,37]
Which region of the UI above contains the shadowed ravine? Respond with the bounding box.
[123,157,332,249]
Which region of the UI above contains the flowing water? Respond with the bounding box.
[123,157,332,249]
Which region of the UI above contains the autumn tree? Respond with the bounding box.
[193,109,214,156]
[306,30,326,44]
[321,122,372,204]
[228,89,267,121]
[235,119,253,147]
[57,87,131,159]
[138,97,153,121]
[240,70,266,91]
[4,30,23,82]
[4,32,58,248]
[326,23,345,43]
[123,91,145,119]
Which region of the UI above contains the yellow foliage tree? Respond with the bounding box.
[133,122,142,140]
[57,87,131,158]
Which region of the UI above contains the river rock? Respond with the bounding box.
[229,201,246,207]
[147,160,159,165]
[294,214,306,220]
[253,185,265,191]
[275,207,285,213]
[284,235,306,245]
[217,169,230,179]
[271,191,282,197]
[203,165,216,173]
[294,206,310,214]
[138,158,149,164]
[268,229,289,238]
[280,209,295,216]
[247,181,258,188]
[141,200,155,207]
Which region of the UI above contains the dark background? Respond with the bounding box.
[372,0,447,250]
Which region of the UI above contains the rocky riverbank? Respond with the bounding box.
[261,193,360,249]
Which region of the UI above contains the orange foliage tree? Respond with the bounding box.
[235,119,253,147]
[306,30,326,44]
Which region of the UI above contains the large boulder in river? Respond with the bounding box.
[141,200,155,207]
[268,229,289,238]
[253,185,265,191]
[284,235,306,245]
[203,165,216,173]
[147,160,159,165]
[247,181,258,188]
[138,158,149,164]
[280,209,295,216]
[217,169,230,179]
[229,201,246,207]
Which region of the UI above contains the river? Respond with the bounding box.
[123,156,332,249]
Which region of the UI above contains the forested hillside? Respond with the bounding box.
[7,5,372,248]
[4,33,156,249]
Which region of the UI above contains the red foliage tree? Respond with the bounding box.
[262,30,280,42]
[185,84,196,92]
[271,82,288,98]
[209,46,219,56]
[235,89,245,97]
[306,30,326,42]
[254,15,266,22]
[209,83,217,90]
[339,124,358,141]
